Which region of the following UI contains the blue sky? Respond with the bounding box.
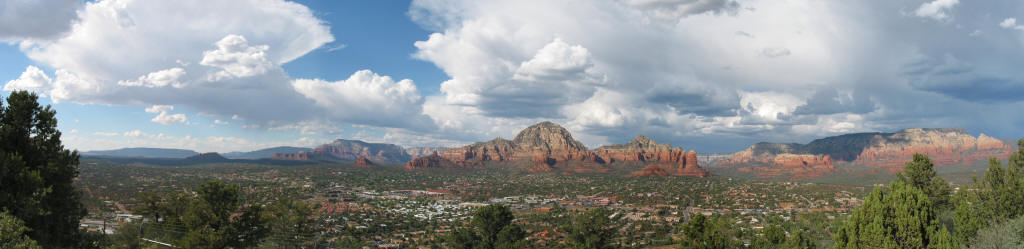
[2,0,1024,153]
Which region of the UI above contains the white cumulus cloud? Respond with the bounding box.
[3,66,52,95]
[914,0,959,21]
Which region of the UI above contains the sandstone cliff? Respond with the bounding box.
[405,151,455,170]
[439,122,707,177]
[719,128,1015,179]
[406,147,450,159]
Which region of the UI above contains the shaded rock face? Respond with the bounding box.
[273,139,412,164]
[720,128,1014,179]
[405,151,454,170]
[352,156,375,167]
[441,122,708,177]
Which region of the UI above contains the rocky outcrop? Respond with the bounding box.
[272,139,412,164]
[352,156,375,168]
[405,151,454,170]
[441,137,516,167]
[440,122,708,177]
[442,122,604,169]
[719,128,1015,179]
[594,135,686,164]
[406,147,450,159]
[630,164,671,177]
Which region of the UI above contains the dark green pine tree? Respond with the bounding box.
[784,228,816,249]
[898,154,952,210]
[447,204,527,249]
[679,214,738,249]
[0,211,41,249]
[833,179,954,249]
[178,181,268,249]
[565,208,615,249]
[0,91,86,248]
[751,224,786,249]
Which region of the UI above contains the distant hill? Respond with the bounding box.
[223,146,311,159]
[81,147,199,158]
[272,139,412,164]
[183,152,231,163]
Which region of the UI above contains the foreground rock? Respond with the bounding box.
[719,128,1014,179]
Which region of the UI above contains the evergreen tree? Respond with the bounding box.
[952,192,984,245]
[177,181,269,249]
[751,224,785,249]
[833,179,954,249]
[261,197,314,248]
[0,91,85,248]
[0,211,41,249]
[784,228,816,249]
[898,154,952,210]
[447,204,526,249]
[679,214,738,249]
[565,208,615,249]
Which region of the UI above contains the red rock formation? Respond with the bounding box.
[594,135,686,164]
[352,156,375,168]
[630,164,670,177]
[718,128,1015,179]
[441,122,604,169]
[675,150,709,177]
[405,151,454,170]
[439,122,708,177]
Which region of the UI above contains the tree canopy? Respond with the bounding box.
[0,91,85,248]
[447,204,527,249]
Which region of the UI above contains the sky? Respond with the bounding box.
[1,0,1023,153]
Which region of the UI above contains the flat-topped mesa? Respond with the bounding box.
[594,135,686,164]
[440,137,516,167]
[719,128,1016,179]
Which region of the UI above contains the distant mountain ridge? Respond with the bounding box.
[82,147,199,158]
[223,146,311,159]
[717,128,1015,179]
[273,139,411,164]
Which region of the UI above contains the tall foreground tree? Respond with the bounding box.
[178,181,268,249]
[832,179,954,249]
[898,154,952,210]
[0,91,85,248]
[953,140,1024,244]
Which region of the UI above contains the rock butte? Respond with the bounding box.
[434,122,709,177]
[352,156,375,168]
[719,128,1015,179]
